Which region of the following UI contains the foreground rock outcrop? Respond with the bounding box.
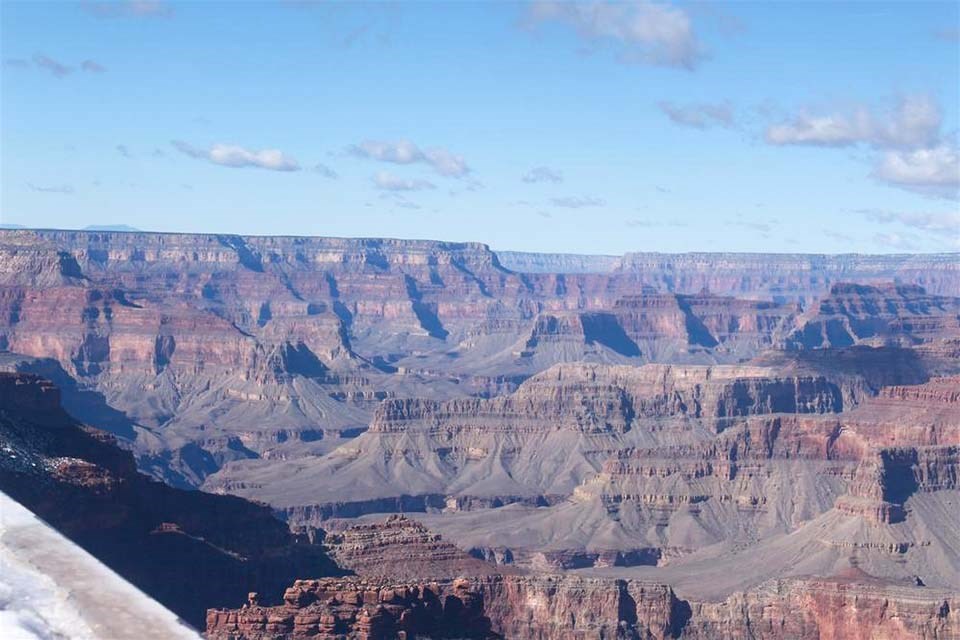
[0,372,340,629]
[208,517,959,640]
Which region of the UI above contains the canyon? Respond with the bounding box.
[0,229,958,638]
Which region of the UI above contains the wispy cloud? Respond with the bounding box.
[172,141,301,171]
[873,231,922,251]
[28,183,75,194]
[372,171,435,191]
[314,163,338,179]
[6,54,106,76]
[726,218,771,233]
[522,166,564,184]
[447,178,485,197]
[551,195,605,208]
[860,208,960,247]
[765,95,941,149]
[81,1,173,19]
[526,0,703,70]
[822,229,854,243]
[32,54,72,78]
[348,139,470,178]
[933,27,960,43]
[658,101,733,129]
[81,59,107,73]
[626,218,686,228]
[765,94,957,199]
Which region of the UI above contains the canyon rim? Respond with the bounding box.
[2,1,959,638]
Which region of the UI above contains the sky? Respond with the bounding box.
[1,0,958,255]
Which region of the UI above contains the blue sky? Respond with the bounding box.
[1,1,958,254]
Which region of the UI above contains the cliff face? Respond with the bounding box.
[207,515,683,640]
[786,283,960,350]
[206,577,496,640]
[273,373,957,597]
[208,574,959,640]
[614,252,960,299]
[0,372,340,629]
[206,362,850,528]
[206,516,959,640]
[323,515,508,579]
[684,577,959,640]
[3,230,959,639]
[2,230,956,492]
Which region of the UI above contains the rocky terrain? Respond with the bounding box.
[1,229,958,638]
[0,372,340,629]
[206,515,958,639]
[1,230,957,491]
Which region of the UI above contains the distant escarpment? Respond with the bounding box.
[1,230,957,491]
[4,230,960,638]
[0,372,340,629]
[499,249,960,300]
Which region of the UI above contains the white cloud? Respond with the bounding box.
[765,95,957,198]
[527,0,703,70]
[372,171,435,191]
[171,141,300,171]
[765,95,941,149]
[422,148,469,178]
[349,139,470,177]
[872,145,959,196]
[551,195,605,208]
[658,101,733,129]
[522,166,564,183]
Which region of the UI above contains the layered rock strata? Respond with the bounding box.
[2,230,957,490]
[0,372,340,629]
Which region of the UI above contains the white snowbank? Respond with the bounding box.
[0,491,201,640]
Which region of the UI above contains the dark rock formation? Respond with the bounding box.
[0,372,340,629]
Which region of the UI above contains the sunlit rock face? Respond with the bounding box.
[205,514,959,640]
[2,230,956,490]
[2,230,959,639]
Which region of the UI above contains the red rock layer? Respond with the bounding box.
[684,576,959,640]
